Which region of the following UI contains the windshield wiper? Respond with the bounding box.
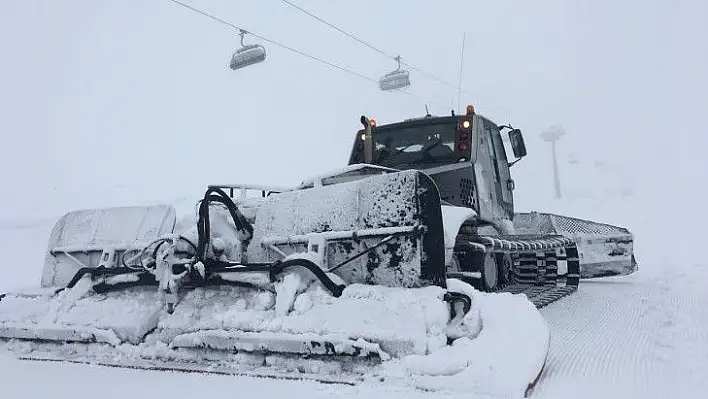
[378,144,414,165]
[380,139,444,168]
[409,139,443,163]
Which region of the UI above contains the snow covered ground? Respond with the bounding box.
[1,192,707,399]
[0,354,466,399]
[535,265,708,398]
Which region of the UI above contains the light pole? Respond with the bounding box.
[541,126,565,199]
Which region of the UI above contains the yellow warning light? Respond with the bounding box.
[370,119,376,127]
[466,105,475,115]
[462,120,471,129]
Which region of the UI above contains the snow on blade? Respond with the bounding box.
[149,283,450,359]
[0,287,163,345]
[1,280,550,399]
[377,279,550,398]
[41,205,176,287]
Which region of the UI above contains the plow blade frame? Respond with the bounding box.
[0,170,450,374]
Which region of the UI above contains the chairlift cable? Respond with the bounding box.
[400,63,459,91]
[276,0,535,123]
[166,0,443,108]
[279,0,466,93]
[280,0,394,59]
[167,0,376,83]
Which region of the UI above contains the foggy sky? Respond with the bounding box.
[0,0,706,223]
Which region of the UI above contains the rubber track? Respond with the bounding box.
[460,234,581,309]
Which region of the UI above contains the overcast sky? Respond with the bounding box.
[0,0,706,223]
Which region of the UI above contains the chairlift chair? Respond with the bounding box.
[230,29,267,70]
[379,56,411,91]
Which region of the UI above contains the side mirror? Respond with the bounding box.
[509,129,527,158]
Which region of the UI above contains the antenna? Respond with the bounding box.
[456,33,466,112]
[425,105,431,117]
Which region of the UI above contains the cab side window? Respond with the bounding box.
[486,121,514,210]
[483,121,502,183]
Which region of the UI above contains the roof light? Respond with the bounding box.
[370,119,376,127]
[466,105,475,115]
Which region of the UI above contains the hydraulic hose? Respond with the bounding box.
[204,258,346,297]
[270,258,346,297]
[196,187,253,262]
[56,189,347,299]
[444,291,472,316]
[59,266,145,294]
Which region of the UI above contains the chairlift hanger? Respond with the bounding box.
[230,29,267,70]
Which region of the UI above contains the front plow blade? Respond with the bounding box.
[0,286,163,345]
[0,204,176,345]
[245,169,447,288]
[3,282,550,397]
[42,204,176,287]
[15,352,365,385]
[2,284,453,386]
[514,212,638,278]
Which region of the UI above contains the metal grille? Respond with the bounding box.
[512,212,556,235]
[514,212,631,236]
[549,213,631,236]
[459,178,477,210]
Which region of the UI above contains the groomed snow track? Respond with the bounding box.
[533,263,708,398]
[452,234,581,309]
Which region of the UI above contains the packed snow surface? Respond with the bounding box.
[534,266,708,398]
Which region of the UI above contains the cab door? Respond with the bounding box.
[473,117,505,222]
[487,122,514,219]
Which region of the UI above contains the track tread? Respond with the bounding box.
[455,232,581,309]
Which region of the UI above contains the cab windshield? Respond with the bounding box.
[372,122,457,168]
